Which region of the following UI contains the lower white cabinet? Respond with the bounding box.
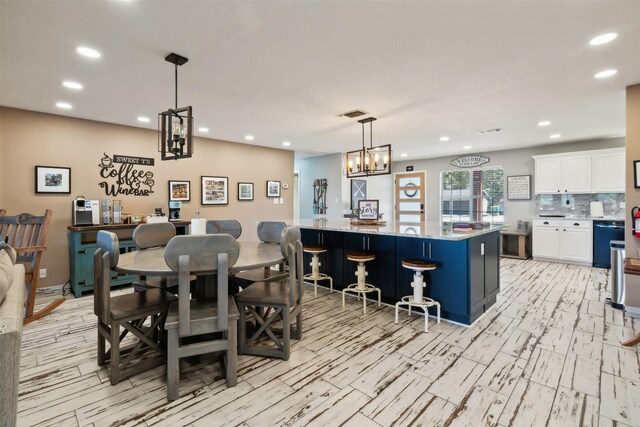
[532,219,592,264]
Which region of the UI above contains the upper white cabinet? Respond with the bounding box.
[533,148,624,194]
[592,150,625,192]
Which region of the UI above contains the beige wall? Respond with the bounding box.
[0,107,294,287]
[625,84,640,309]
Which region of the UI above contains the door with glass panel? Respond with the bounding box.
[395,171,426,223]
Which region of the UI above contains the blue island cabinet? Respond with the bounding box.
[344,232,396,301]
[396,237,469,324]
[300,228,345,290]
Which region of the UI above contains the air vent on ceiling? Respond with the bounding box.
[478,128,503,135]
[338,109,368,118]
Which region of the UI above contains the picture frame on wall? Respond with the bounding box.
[634,161,640,189]
[506,175,531,200]
[238,182,254,201]
[35,165,71,194]
[201,176,229,205]
[358,199,379,220]
[266,180,281,198]
[168,180,191,201]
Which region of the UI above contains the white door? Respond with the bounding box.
[535,158,563,194]
[562,155,592,193]
[532,226,561,258]
[395,171,426,223]
[561,227,592,263]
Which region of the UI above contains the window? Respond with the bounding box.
[440,167,504,224]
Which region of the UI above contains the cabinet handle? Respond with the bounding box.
[565,190,568,193]
[481,243,485,256]
[429,242,433,258]
[321,233,324,245]
[362,236,366,249]
[557,190,560,193]
[543,221,549,225]
[422,242,426,258]
[573,223,579,226]
[367,237,370,250]
[78,249,86,255]
[555,228,559,231]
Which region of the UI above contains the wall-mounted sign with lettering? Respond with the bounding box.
[507,175,531,200]
[98,153,155,196]
[450,155,490,168]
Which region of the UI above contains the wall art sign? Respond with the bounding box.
[202,176,229,205]
[169,180,190,201]
[267,180,281,198]
[358,199,379,220]
[35,165,71,194]
[351,179,367,210]
[507,175,531,200]
[238,182,254,201]
[98,153,155,196]
[450,155,490,168]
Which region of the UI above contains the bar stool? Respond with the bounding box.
[343,251,381,314]
[303,245,333,297]
[395,259,440,332]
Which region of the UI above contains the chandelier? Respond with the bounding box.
[158,53,193,160]
[346,117,391,178]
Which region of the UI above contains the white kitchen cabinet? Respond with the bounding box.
[533,154,591,194]
[592,149,625,193]
[532,219,592,265]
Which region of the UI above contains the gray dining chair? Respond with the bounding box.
[163,234,240,401]
[94,231,177,385]
[233,222,294,284]
[206,219,242,239]
[235,237,304,360]
[132,222,179,292]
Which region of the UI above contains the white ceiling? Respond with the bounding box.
[1,1,639,160]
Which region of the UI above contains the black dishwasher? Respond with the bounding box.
[593,220,625,268]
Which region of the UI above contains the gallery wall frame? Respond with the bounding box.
[35,165,71,194]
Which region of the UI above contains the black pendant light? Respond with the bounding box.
[158,52,193,160]
[346,117,392,178]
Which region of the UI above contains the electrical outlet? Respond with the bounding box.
[39,268,47,279]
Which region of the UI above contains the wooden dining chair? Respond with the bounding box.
[233,222,294,284]
[235,237,304,361]
[206,219,242,239]
[94,231,177,385]
[163,234,240,401]
[131,222,178,292]
[0,209,63,324]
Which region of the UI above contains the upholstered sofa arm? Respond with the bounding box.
[0,263,25,427]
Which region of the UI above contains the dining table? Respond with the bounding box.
[114,241,286,299]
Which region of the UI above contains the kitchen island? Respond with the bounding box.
[297,219,501,325]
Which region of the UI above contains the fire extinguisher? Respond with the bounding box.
[632,206,640,237]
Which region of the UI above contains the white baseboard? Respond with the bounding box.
[625,306,640,318]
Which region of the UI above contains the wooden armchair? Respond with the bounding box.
[206,219,242,239]
[235,234,304,360]
[163,234,241,401]
[0,209,62,324]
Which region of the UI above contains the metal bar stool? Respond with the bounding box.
[395,259,440,332]
[342,251,380,313]
[303,245,333,297]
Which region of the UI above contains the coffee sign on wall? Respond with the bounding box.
[98,153,155,196]
[450,155,490,168]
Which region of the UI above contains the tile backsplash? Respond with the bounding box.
[536,193,625,217]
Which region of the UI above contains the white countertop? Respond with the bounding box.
[295,218,502,241]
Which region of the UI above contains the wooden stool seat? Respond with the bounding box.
[343,251,380,313]
[303,245,333,296]
[401,259,437,271]
[303,245,327,254]
[347,251,376,262]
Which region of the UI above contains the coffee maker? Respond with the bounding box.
[169,201,182,221]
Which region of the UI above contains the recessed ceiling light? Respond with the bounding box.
[137,116,150,123]
[282,141,291,146]
[594,69,617,79]
[245,135,254,141]
[400,153,408,158]
[463,145,472,150]
[198,127,209,133]
[440,136,450,142]
[76,46,101,58]
[55,102,72,109]
[538,120,551,127]
[62,81,83,90]
[589,33,618,46]
[550,134,561,139]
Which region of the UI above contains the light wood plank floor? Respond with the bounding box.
[17,259,640,426]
